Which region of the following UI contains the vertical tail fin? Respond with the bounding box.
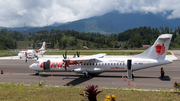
[39,42,45,50]
[135,34,172,60]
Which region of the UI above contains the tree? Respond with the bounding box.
[33,42,35,49]
[130,33,142,48]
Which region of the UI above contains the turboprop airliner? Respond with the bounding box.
[18,42,46,59]
[29,34,173,77]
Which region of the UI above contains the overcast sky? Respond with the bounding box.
[0,0,180,27]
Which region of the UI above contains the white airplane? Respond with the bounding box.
[29,34,172,77]
[18,42,46,59]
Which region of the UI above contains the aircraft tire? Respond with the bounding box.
[35,71,39,75]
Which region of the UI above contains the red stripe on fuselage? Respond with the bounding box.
[40,62,64,68]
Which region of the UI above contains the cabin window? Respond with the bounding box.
[84,63,85,65]
[87,63,88,65]
[108,63,110,65]
[117,63,119,65]
[114,63,116,65]
[93,63,94,65]
[90,63,91,65]
[96,63,98,65]
[123,63,125,65]
[102,63,104,65]
[105,63,107,65]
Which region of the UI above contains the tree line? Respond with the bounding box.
[0,26,180,50]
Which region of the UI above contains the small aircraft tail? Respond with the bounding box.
[134,34,172,60]
[39,42,45,50]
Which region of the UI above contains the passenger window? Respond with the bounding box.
[102,63,103,65]
[111,63,113,65]
[93,63,94,65]
[117,63,119,65]
[90,63,91,65]
[87,63,88,65]
[105,63,107,65]
[84,63,85,65]
[123,63,125,65]
[114,63,116,65]
[108,63,110,65]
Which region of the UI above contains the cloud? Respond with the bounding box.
[0,0,180,27]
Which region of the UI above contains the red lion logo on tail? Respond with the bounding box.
[155,44,165,55]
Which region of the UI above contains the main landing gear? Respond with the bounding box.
[83,71,91,78]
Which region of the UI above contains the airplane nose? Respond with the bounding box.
[29,63,35,70]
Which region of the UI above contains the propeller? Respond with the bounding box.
[73,54,76,58]
[63,51,67,59]
[63,60,69,71]
[63,51,69,71]
[76,51,80,57]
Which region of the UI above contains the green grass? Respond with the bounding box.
[0,50,172,57]
[0,82,180,101]
[45,50,172,55]
[0,50,18,57]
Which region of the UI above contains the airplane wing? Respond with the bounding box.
[66,53,106,61]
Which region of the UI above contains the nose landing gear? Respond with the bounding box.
[35,71,39,75]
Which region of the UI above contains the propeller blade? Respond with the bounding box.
[65,51,67,59]
[77,51,80,57]
[73,54,76,58]
[63,51,67,59]
[65,62,67,71]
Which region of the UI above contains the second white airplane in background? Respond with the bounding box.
[18,42,46,59]
[29,34,173,77]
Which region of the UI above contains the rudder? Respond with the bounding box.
[134,34,172,60]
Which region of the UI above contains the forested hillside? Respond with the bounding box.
[0,29,22,50]
[1,26,180,50]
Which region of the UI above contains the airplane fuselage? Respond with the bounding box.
[29,58,172,74]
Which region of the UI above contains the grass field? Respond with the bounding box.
[0,50,18,57]
[44,50,172,55]
[0,82,179,101]
[0,50,172,57]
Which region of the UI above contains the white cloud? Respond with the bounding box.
[0,0,180,27]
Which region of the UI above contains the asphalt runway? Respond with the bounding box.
[0,52,180,89]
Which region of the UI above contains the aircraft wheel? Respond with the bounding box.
[84,73,91,78]
[35,71,39,75]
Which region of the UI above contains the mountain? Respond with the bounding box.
[2,10,180,34]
